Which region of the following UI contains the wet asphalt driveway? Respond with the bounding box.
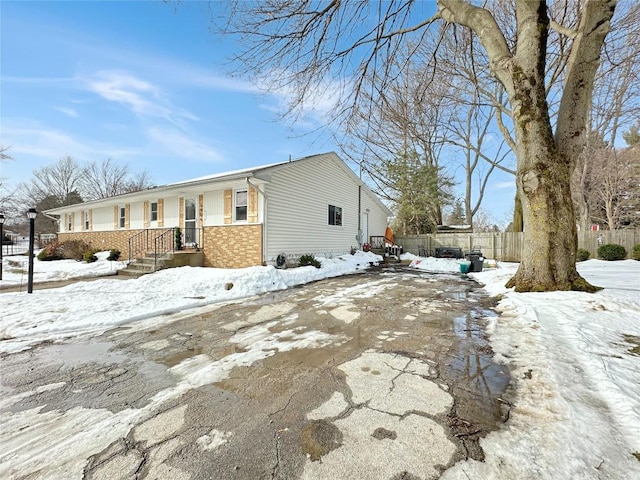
[1,266,512,480]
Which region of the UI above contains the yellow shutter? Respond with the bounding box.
[113,206,118,229]
[179,197,184,229]
[248,187,258,223]
[157,199,164,227]
[80,210,84,230]
[70,213,75,231]
[125,204,130,229]
[223,189,232,224]
[88,210,93,231]
[198,194,204,226]
[143,201,149,228]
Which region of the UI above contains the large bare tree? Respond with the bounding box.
[211,0,618,292]
[81,158,153,201]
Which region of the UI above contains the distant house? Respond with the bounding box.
[44,152,391,268]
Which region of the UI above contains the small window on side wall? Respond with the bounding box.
[328,205,342,226]
[151,202,158,222]
[235,190,248,222]
[84,211,90,230]
[119,206,126,228]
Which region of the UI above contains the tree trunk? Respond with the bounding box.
[505,108,593,291]
[438,0,613,291]
[500,1,602,292]
[512,193,523,232]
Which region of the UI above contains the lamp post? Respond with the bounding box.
[27,208,37,294]
[0,213,5,281]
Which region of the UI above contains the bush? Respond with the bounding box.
[633,244,640,261]
[299,254,321,269]
[83,249,99,263]
[107,249,121,261]
[597,243,627,261]
[576,248,590,262]
[59,240,92,261]
[175,227,183,251]
[37,241,64,261]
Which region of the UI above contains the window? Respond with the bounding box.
[328,205,342,226]
[119,206,126,228]
[67,214,72,231]
[150,202,158,222]
[235,190,247,221]
[84,211,90,230]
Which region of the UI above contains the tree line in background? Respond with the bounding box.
[0,148,152,235]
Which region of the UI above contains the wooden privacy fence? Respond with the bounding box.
[395,229,640,262]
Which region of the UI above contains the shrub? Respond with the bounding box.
[59,240,92,261]
[299,254,321,269]
[107,249,121,261]
[83,249,99,263]
[576,248,590,262]
[37,241,64,261]
[597,243,627,261]
[633,244,640,261]
[174,227,183,251]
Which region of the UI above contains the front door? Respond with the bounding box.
[184,197,197,246]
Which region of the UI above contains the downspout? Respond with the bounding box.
[357,184,362,248]
[247,177,268,265]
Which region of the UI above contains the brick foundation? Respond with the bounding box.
[202,225,263,268]
[58,230,141,259]
[58,225,264,269]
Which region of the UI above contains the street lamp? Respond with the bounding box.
[0,213,5,281]
[27,208,37,294]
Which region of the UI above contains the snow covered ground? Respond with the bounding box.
[1,250,639,478]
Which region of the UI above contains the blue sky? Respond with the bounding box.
[1,0,516,225]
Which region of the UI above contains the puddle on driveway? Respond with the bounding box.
[208,268,511,460]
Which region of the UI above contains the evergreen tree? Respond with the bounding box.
[385,150,452,235]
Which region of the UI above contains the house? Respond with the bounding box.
[44,152,392,268]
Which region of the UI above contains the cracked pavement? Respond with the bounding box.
[0,266,511,479]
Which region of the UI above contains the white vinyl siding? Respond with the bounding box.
[264,156,361,261]
[360,193,389,245]
[90,207,116,231]
[129,203,144,229]
[162,197,180,228]
[203,190,225,226]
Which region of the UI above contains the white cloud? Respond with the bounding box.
[55,107,79,118]
[0,123,141,175]
[255,70,346,127]
[146,127,224,164]
[84,70,197,123]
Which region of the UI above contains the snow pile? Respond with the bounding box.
[0,251,381,353]
[402,252,469,272]
[0,250,127,286]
